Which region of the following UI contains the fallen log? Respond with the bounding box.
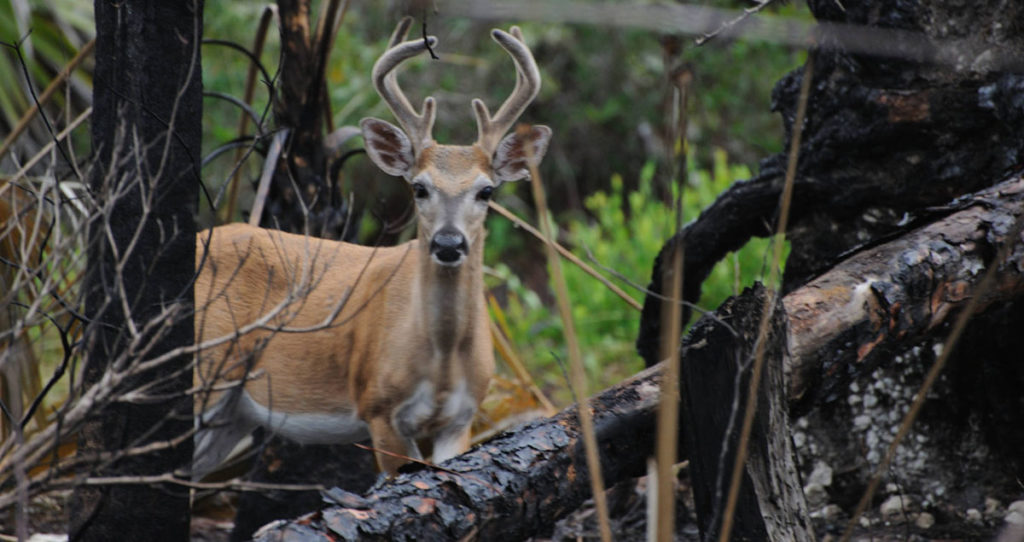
[784,173,1024,406]
[253,173,1024,540]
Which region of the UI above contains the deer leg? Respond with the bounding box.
[368,416,422,474]
[192,392,256,479]
[431,424,471,465]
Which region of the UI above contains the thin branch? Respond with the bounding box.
[488,201,642,311]
[248,128,290,226]
[222,5,278,223]
[695,0,777,46]
[0,38,95,160]
[0,37,81,181]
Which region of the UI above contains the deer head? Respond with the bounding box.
[360,18,551,267]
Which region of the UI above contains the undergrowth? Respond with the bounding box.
[487,149,788,405]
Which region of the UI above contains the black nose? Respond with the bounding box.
[430,230,468,264]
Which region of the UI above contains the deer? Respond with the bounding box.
[191,18,551,478]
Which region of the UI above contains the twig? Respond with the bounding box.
[7,108,92,186]
[0,38,95,160]
[487,306,557,415]
[488,201,642,311]
[422,10,440,59]
[695,0,777,46]
[351,443,502,496]
[654,62,692,542]
[0,37,82,181]
[249,128,290,226]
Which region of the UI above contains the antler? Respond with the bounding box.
[473,27,542,156]
[372,17,437,154]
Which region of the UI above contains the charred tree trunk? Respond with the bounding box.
[680,285,813,541]
[69,1,202,540]
[261,0,349,239]
[638,0,1024,365]
[784,174,1024,405]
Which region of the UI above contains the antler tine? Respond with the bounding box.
[372,18,437,153]
[473,26,542,155]
[388,16,413,48]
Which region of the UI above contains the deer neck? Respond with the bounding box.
[415,233,485,360]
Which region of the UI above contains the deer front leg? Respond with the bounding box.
[431,424,471,465]
[368,416,422,475]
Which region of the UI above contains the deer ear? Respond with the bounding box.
[361,118,415,178]
[492,125,551,183]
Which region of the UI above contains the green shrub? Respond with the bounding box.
[488,148,788,404]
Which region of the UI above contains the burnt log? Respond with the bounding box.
[680,285,813,541]
[784,173,1024,406]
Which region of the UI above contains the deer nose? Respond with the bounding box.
[430,229,468,265]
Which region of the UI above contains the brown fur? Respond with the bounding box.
[193,220,494,474]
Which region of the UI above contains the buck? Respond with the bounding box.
[191,19,551,478]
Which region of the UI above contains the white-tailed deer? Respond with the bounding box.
[192,19,550,477]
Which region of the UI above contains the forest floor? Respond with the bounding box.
[3,465,1017,540]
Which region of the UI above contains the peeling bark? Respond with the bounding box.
[784,173,1024,406]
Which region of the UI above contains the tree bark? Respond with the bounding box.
[680,285,813,541]
[69,1,201,540]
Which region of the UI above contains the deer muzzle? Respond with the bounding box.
[430,228,468,266]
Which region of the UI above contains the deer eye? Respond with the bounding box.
[412,182,429,199]
[476,186,494,202]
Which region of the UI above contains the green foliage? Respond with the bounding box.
[488,149,788,404]
[0,0,93,159]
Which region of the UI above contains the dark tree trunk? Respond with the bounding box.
[68,1,202,540]
[680,285,813,541]
[260,0,349,239]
